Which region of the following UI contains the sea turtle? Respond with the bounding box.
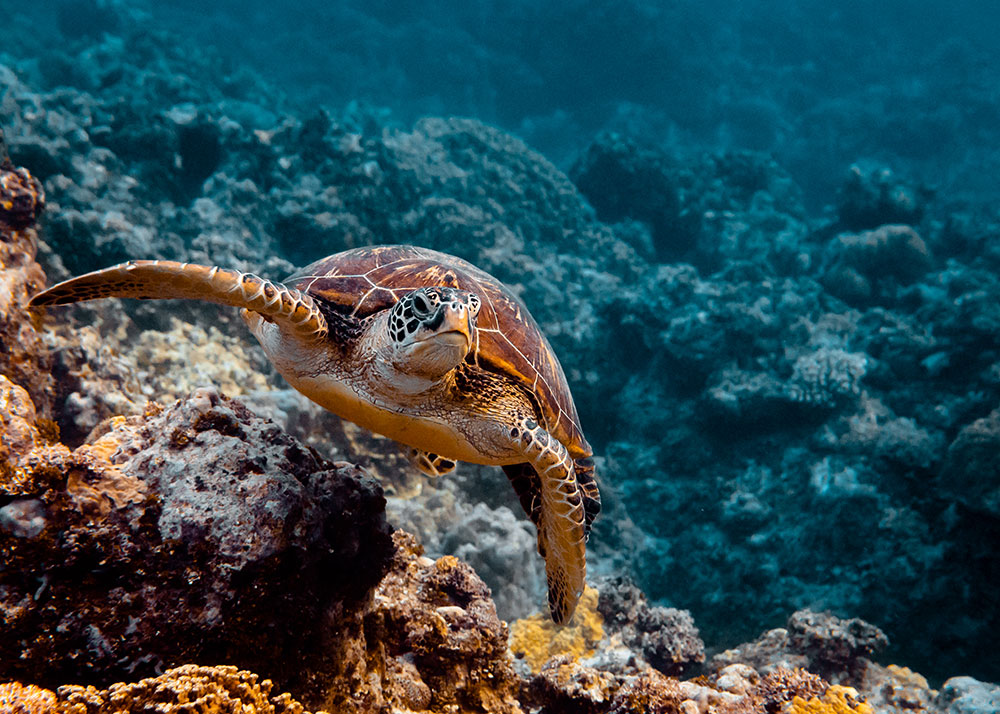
[29,244,600,623]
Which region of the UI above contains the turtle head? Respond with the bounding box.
[388,286,481,379]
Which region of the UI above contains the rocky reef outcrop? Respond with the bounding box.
[0,372,394,696]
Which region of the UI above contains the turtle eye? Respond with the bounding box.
[412,293,430,315]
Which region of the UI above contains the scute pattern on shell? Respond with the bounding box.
[284,244,591,457]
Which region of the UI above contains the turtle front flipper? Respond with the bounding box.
[29,260,328,342]
[514,418,587,625]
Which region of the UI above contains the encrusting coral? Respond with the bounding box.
[509,585,605,672]
[782,684,874,714]
[359,531,524,714]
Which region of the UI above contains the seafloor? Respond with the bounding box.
[1,1,999,713]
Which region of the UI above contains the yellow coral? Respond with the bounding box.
[886,664,932,691]
[509,585,604,672]
[783,685,873,714]
[879,663,937,710]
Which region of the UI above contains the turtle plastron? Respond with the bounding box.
[514,417,587,625]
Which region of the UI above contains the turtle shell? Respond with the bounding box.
[284,244,591,458]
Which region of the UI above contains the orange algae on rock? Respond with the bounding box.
[782,685,873,714]
[0,682,58,714]
[0,174,54,416]
[509,585,604,672]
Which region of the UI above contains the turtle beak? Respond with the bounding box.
[416,301,474,351]
[437,302,474,348]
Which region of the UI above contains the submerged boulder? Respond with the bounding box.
[0,382,394,699]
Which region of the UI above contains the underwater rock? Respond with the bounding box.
[821,224,932,305]
[935,677,1000,714]
[358,531,523,714]
[595,576,705,676]
[859,663,939,713]
[569,132,691,261]
[0,385,393,697]
[0,162,56,415]
[713,609,887,685]
[0,158,45,230]
[523,658,620,714]
[940,408,1000,519]
[688,150,810,273]
[836,163,926,231]
[391,488,545,623]
[786,610,889,681]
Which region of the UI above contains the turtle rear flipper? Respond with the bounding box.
[29,260,327,342]
[407,447,457,477]
[504,458,600,542]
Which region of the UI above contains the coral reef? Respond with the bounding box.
[569,132,691,261]
[2,0,1000,690]
[934,677,1000,714]
[860,664,939,713]
[940,408,1000,518]
[821,224,932,305]
[0,159,44,230]
[0,164,55,415]
[358,531,523,714]
[835,163,926,231]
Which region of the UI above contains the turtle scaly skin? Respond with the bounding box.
[29,245,600,623]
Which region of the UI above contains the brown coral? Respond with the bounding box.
[595,576,705,675]
[607,669,689,714]
[0,202,54,415]
[0,162,45,230]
